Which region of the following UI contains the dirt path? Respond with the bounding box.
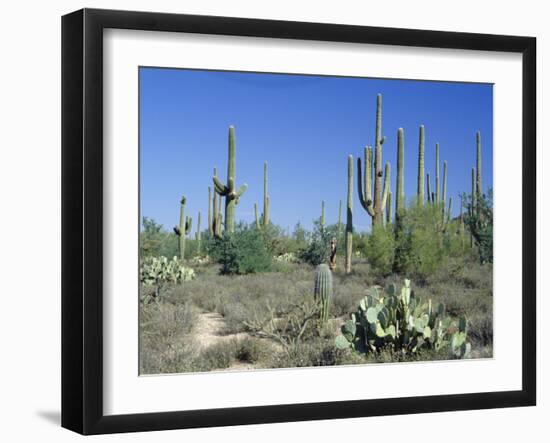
[195,312,254,370]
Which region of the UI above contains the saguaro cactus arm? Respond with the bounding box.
[357,153,376,217]
[476,131,482,199]
[212,126,248,233]
[396,128,405,216]
[417,125,425,205]
[435,143,440,204]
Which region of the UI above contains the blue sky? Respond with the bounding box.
[140,67,493,233]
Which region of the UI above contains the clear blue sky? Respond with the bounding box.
[140,67,493,233]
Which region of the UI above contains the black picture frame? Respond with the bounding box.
[62,8,536,435]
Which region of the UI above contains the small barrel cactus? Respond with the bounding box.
[314,264,333,324]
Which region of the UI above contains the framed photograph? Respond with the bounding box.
[62,8,536,435]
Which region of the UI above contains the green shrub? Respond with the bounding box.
[140,217,178,258]
[365,225,395,276]
[233,336,270,364]
[208,224,272,275]
[464,189,493,264]
[196,342,235,371]
[298,220,337,266]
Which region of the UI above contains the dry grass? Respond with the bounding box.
[140,256,493,374]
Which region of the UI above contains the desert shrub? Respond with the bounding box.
[392,204,457,279]
[195,342,236,371]
[140,217,178,258]
[139,301,198,374]
[332,289,355,317]
[233,336,271,364]
[298,221,337,266]
[208,224,272,275]
[365,225,395,276]
[464,189,493,264]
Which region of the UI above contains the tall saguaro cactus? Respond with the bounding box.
[212,168,223,237]
[196,211,202,254]
[476,131,482,200]
[435,143,440,204]
[314,264,333,325]
[386,191,393,224]
[417,125,425,205]
[254,203,260,229]
[357,94,391,226]
[213,126,248,233]
[345,155,353,275]
[207,186,213,236]
[174,196,192,261]
[442,161,448,207]
[396,128,405,219]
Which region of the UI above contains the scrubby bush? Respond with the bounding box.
[208,224,272,275]
[298,221,337,266]
[464,189,493,264]
[364,225,395,276]
[233,336,271,364]
[195,342,236,371]
[140,217,178,258]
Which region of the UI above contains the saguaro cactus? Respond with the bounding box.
[435,143,440,204]
[417,125,425,205]
[357,94,391,226]
[427,173,432,204]
[386,191,393,225]
[314,264,333,324]
[196,211,202,254]
[396,128,405,219]
[345,155,353,275]
[174,196,192,261]
[476,131,482,200]
[254,203,260,229]
[207,186,213,236]
[213,126,248,233]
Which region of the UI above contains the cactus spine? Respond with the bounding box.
[196,211,202,254]
[174,196,192,261]
[213,126,248,233]
[417,125,425,205]
[357,94,391,226]
[314,264,333,324]
[396,128,404,218]
[345,155,353,275]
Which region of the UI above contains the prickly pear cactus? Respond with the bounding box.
[140,256,195,299]
[314,264,333,324]
[335,279,471,359]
